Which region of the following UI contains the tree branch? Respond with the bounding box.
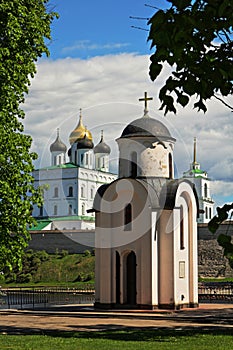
[213,95,233,111]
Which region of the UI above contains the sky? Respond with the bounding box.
[23,0,233,211]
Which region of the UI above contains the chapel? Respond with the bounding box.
[93,92,199,309]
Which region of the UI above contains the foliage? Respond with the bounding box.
[148,0,233,114]
[0,1,58,271]
[4,249,50,283]
[2,251,95,286]
[208,204,233,265]
[208,204,233,233]
[148,0,233,266]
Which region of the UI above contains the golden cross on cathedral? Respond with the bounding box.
[139,91,153,112]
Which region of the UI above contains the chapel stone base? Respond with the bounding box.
[94,302,199,310]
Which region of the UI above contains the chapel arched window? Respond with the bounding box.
[180,205,184,250]
[169,153,173,179]
[124,203,132,231]
[130,152,137,178]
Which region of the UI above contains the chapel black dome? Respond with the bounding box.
[121,116,173,140]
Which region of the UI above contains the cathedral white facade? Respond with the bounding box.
[32,110,117,229]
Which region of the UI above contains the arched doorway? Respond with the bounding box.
[126,251,137,305]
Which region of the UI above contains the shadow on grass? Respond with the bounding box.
[1,326,233,342]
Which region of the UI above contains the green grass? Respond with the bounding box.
[2,251,95,288]
[199,277,233,283]
[0,329,233,350]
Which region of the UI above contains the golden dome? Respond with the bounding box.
[69,109,93,145]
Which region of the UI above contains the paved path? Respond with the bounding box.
[0,304,233,334]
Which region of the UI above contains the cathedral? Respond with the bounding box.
[32,109,117,230]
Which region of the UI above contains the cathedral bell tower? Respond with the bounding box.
[183,138,215,223]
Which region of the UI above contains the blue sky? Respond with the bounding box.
[48,0,165,59]
[23,0,233,210]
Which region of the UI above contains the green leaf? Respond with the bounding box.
[193,99,207,113]
[148,0,233,114]
[177,94,189,107]
[149,62,163,81]
[0,0,58,271]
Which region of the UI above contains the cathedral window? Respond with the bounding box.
[82,203,85,216]
[68,186,73,197]
[68,204,72,215]
[39,206,43,217]
[81,186,85,198]
[180,205,184,250]
[86,153,89,166]
[91,188,94,199]
[205,207,208,219]
[209,207,212,219]
[124,203,132,231]
[53,205,58,216]
[204,183,208,198]
[54,187,58,198]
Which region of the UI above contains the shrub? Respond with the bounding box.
[84,250,91,257]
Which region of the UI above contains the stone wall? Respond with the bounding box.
[198,221,233,278]
[28,230,95,254]
[29,221,233,278]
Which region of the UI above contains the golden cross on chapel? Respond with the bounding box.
[139,91,153,113]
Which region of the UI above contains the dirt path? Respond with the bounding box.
[0,304,233,334]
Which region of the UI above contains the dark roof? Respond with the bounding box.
[90,177,199,216]
[50,135,67,152]
[94,140,111,154]
[160,178,199,213]
[90,183,111,212]
[120,116,175,141]
[76,135,94,150]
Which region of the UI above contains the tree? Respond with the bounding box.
[148,0,233,115]
[0,0,58,272]
[147,0,233,262]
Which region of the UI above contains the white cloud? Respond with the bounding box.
[62,40,130,53]
[23,53,233,207]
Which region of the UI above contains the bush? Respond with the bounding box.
[84,250,91,257]
[35,250,50,262]
[61,250,69,258]
[17,273,32,283]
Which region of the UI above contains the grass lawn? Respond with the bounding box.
[0,329,233,350]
